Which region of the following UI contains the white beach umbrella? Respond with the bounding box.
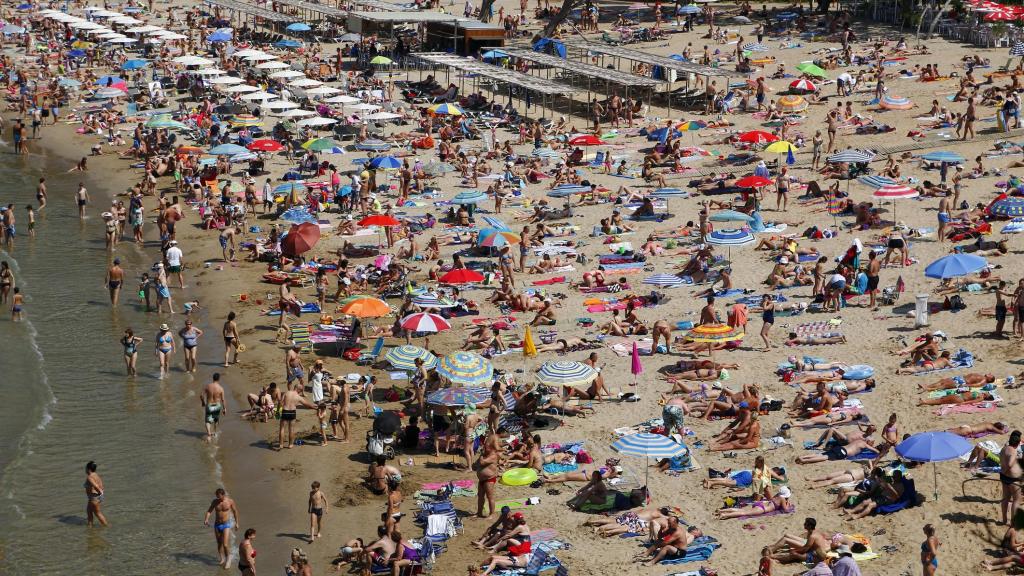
[256,61,289,69]
[288,77,321,87]
[208,75,244,85]
[304,86,341,96]
[363,112,401,120]
[98,32,125,39]
[71,21,104,29]
[233,48,267,58]
[50,13,82,22]
[241,91,278,101]
[261,99,299,109]
[107,37,137,43]
[193,67,226,75]
[125,25,161,33]
[84,27,113,34]
[297,117,337,127]
[109,16,142,24]
[173,55,214,66]
[91,10,122,17]
[269,69,304,79]
[145,28,172,36]
[245,53,278,62]
[324,95,360,104]
[224,84,260,93]
[349,103,380,111]
[277,108,317,117]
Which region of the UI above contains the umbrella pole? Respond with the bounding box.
[933,462,939,501]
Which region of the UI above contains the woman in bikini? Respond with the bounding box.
[84,460,108,527]
[790,408,864,428]
[713,486,793,519]
[480,514,531,575]
[155,323,175,379]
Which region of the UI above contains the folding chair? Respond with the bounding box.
[288,323,313,353]
[357,337,385,365]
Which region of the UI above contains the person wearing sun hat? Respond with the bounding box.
[155,323,175,379]
[831,543,862,576]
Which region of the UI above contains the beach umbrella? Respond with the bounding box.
[209,75,244,85]
[678,4,702,13]
[257,61,290,69]
[224,84,260,94]
[708,209,754,223]
[439,269,485,284]
[642,273,686,288]
[789,79,816,93]
[436,351,493,386]
[107,37,137,44]
[94,87,126,99]
[369,55,393,65]
[522,326,538,358]
[369,156,402,170]
[241,91,277,101]
[992,198,1024,218]
[349,103,382,112]
[305,86,342,97]
[274,39,302,49]
[277,108,318,118]
[355,139,391,152]
[858,175,895,188]
[764,140,795,154]
[631,342,643,386]
[173,55,213,66]
[384,345,437,370]
[453,190,488,205]
[260,99,300,108]
[676,120,707,138]
[411,294,458,308]
[795,62,828,78]
[873,184,919,222]
[429,102,463,116]
[535,360,598,388]
[96,75,127,89]
[208,143,248,156]
[737,130,778,144]
[325,95,361,104]
[924,253,988,279]
[194,67,227,76]
[145,115,189,130]
[426,387,490,407]
[296,117,337,128]
[247,53,280,62]
[741,41,769,52]
[920,151,965,164]
[734,175,772,188]
[880,94,914,110]
[531,147,561,158]
[281,222,320,256]
[358,214,401,227]
[302,137,342,152]
[478,229,519,247]
[777,94,808,113]
[363,112,402,121]
[248,139,284,152]
[339,296,391,318]
[569,134,607,146]
[896,431,973,500]
[121,59,149,70]
[827,149,875,164]
[481,49,509,60]
[400,312,451,333]
[707,228,755,247]
[288,77,322,88]
[612,432,689,487]
[286,22,311,32]
[1010,41,1024,56]
[686,323,744,358]
[269,69,304,79]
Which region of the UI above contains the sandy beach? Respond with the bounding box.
[8,0,1024,574]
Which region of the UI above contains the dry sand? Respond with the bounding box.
[20,0,1024,574]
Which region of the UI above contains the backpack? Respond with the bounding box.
[949,294,967,311]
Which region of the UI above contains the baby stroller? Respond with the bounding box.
[367,410,400,460]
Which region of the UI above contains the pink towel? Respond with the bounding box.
[421,479,475,490]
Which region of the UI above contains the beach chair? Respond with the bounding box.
[357,337,385,365]
[289,323,313,353]
[588,151,606,168]
[524,548,553,576]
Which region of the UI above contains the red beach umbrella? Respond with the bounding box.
[568,134,607,146]
[400,312,452,333]
[248,139,285,152]
[735,175,773,188]
[358,214,401,227]
[737,130,779,144]
[281,222,321,256]
[439,269,485,284]
[789,79,816,92]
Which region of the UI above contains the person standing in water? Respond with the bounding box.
[106,258,124,306]
[179,318,203,373]
[308,480,328,542]
[201,373,226,442]
[204,488,240,570]
[238,528,257,576]
[25,205,34,238]
[155,323,175,379]
[11,287,24,321]
[84,461,108,527]
[223,311,240,367]
[36,177,47,210]
[0,261,14,305]
[76,182,89,219]
[121,328,142,376]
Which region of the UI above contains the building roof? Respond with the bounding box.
[561,39,736,78]
[412,52,580,96]
[501,47,665,88]
[204,0,298,22]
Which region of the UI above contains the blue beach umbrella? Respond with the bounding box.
[858,174,895,188]
[481,49,508,60]
[453,190,488,205]
[920,151,965,164]
[896,431,973,500]
[708,209,753,223]
[206,28,233,43]
[991,198,1024,218]
[707,228,755,246]
[96,75,125,87]
[923,253,987,279]
[279,207,317,224]
[274,39,302,49]
[68,49,86,58]
[121,59,149,70]
[286,22,311,32]
[827,149,875,164]
[481,216,512,231]
[650,187,688,198]
[427,386,490,407]
[208,143,248,156]
[384,344,438,371]
[535,360,597,387]
[369,156,401,170]
[612,432,689,486]
[677,4,701,13]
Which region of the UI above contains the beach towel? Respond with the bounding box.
[421,479,475,491]
[657,537,720,565]
[542,462,579,474]
[532,276,566,286]
[934,394,1002,416]
[909,348,975,375]
[794,320,840,335]
[578,284,630,293]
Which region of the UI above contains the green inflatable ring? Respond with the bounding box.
[501,467,539,486]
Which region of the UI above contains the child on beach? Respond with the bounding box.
[138,273,153,312]
[315,402,329,446]
[307,481,328,542]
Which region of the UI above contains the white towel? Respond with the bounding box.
[426,514,451,537]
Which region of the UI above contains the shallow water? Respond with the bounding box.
[0,146,227,574]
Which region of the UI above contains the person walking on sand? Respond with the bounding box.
[179,319,203,373]
[760,294,775,351]
[285,343,306,390]
[84,460,108,527]
[121,328,142,376]
[201,373,225,443]
[921,523,939,576]
[238,528,256,576]
[308,480,328,542]
[165,240,185,289]
[1001,430,1024,525]
[75,182,89,219]
[278,386,316,450]
[866,251,881,310]
[475,440,499,518]
[223,311,240,367]
[204,488,240,570]
[106,258,124,306]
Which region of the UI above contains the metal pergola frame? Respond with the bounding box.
[204,0,297,24]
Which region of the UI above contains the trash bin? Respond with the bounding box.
[915,293,929,328]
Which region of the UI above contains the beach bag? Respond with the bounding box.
[342,348,361,361]
[576,253,589,265]
[367,435,385,457]
[949,294,966,311]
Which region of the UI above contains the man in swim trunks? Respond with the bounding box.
[918,372,996,391]
[277,386,315,450]
[202,373,226,443]
[769,517,830,565]
[308,480,328,542]
[106,258,124,306]
[285,344,306,389]
[660,395,689,437]
[1001,431,1024,524]
[204,488,240,570]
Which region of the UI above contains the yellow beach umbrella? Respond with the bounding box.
[764,140,794,153]
[777,94,808,113]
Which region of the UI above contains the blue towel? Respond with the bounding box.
[735,293,788,306]
[658,538,720,565]
[714,288,745,297]
[542,462,579,474]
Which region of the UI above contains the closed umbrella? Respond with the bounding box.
[281,222,320,256]
[522,326,538,358]
[612,432,689,487]
[535,361,597,388]
[436,351,493,386]
[924,253,988,279]
[384,345,437,370]
[896,431,973,500]
[631,342,643,386]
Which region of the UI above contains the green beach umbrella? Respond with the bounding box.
[145,114,188,130]
[795,62,827,78]
[301,137,342,152]
[370,56,393,65]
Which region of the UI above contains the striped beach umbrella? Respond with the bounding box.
[273,182,307,195]
[991,198,1024,217]
[354,139,391,152]
[880,94,914,110]
[426,386,490,407]
[229,115,262,127]
[453,190,489,205]
[707,229,755,247]
[384,345,437,370]
[437,351,494,386]
[789,79,816,93]
[302,137,342,151]
[858,174,895,188]
[920,151,965,164]
[687,323,744,343]
[531,147,561,158]
[612,433,689,458]
[873,184,919,199]
[777,94,808,113]
[535,361,598,388]
[827,149,875,164]
[643,273,686,288]
[676,120,707,131]
[430,102,464,116]
[400,313,451,333]
[411,294,458,308]
[1011,41,1024,56]
[478,229,519,247]
[742,42,769,52]
[650,187,689,199]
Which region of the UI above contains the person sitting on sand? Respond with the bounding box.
[795,437,877,464]
[918,373,996,391]
[530,299,558,326]
[527,253,562,274]
[636,517,702,566]
[896,350,953,375]
[702,455,785,493]
[948,421,1009,438]
[710,411,762,451]
[785,332,847,346]
[918,390,996,406]
[463,324,507,352]
[479,514,531,575]
[789,408,865,428]
[562,372,613,401]
[842,469,910,519]
[713,486,794,519]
